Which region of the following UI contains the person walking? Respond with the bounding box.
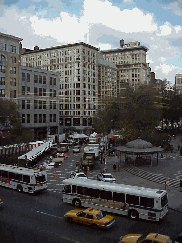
[113,163,116,171]
[178,145,180,151]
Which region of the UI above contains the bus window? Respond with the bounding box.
[87,188,100,198]
[72,185,76,193]
[9,172,16,180]
[126,194,139,205]
[113,192,125,202]
[36,175,45,183]
[140,197,154,208]
[23,175,30,183]
[64,185,71,193]
[2,171,8,178]
[16,173,22,181]
[100,190,112,200]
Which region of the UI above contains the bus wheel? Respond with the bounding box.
[17,185,23,193]
[73,199,81,207]
[128,210,139,220]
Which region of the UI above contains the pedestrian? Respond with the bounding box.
[180,147,182,156]
[178,145,180,151]
[113,164,116,171]
[165,179,170,192]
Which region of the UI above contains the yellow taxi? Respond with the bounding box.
[64,207,115,229]
[120,233,173,243]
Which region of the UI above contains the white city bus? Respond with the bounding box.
[62,178,168,221]
[0,164,47,194]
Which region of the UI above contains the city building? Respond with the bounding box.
[101,39,149,91]
[19,66,60,140]
[0,32,22,99]
[175,74,182,95]
[21,43,100,131]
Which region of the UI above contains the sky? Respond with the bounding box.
[1,0,182,85]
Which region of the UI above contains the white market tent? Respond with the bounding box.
[18,141,51,161]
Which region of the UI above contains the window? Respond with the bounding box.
[43,101,46,109]
[22,86,25,95]
[22,114,25,123]
[113,192,125,202]
[53,78,56,85]
[100,190,112,200]
[39,88,42,96]
[140,197,154,208]
[126,194,139,205]
[0,65,5,73]
[49,114,52,122]
[0,77,5,85]
[10,45,16,53]
[43,114,46,123]
[43,88,46,96]
[16,174,22,181]
[34,100,38,109]
[27,86,30,94]
[53,114,56,122]
[76,90,80,95]
[64,185,71,193]
[27,100,30,109]
[39,114,42,123]
[9,172,16,180]
[43,76,46,84]
[13,78,16,87]
[39,75,42,84]
[23,175,30,183]
[86,214,93,220]
[50,77,52,85]
[27,73,30,82]
[13,67,16,74]
[27,114,30,123]
[34,75,38,83]
[77,212,86,218]
[34,114,37,123]
[53,101,56,109]
[39,100,42,109]
[50,101,52,109]
[22,72,26,81]
[22,100,25,109]
[53,90,56,97]
[50,89,52,97]
[34,87,38,96]
[87,188,100,198]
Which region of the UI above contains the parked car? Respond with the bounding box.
[70,171,87,179]
[64,207,115,229]
[119,233,172,243]
[97,173,116,182]
[73,146,80,153]
[46,162,55,169]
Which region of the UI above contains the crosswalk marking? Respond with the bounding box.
[124,166,180,188]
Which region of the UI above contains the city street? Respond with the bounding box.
[0,144,182,242]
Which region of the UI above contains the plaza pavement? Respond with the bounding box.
[99,135,182,213]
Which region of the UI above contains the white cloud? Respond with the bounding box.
[1,0,182,84]
[157,22,172,36]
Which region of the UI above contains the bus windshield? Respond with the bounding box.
[36,175,46,183]
[161,194,168,207]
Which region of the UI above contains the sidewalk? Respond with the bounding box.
[98,153,182,213]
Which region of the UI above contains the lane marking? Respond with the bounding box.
[37,210,63,219]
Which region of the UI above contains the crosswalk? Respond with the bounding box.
[124,166,180,188]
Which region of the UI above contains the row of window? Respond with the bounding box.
[64,185,154,208]
[0,170,30,183]
[22,114,57,123]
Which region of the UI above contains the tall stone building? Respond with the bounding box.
[0,32,22,99]
[175,74,182,95]
[101,39,149,91]
[21,43,100,131]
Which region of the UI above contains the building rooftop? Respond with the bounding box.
[98,58,118,69]
[0,32,23,42]
[101,45,148,54]
[22,42,99,54]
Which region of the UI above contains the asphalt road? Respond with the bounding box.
[0,148,182,243]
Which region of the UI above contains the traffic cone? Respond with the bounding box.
[53,171,56,178]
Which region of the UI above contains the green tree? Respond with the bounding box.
[0,99,33,146]
[93,84,161,141]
